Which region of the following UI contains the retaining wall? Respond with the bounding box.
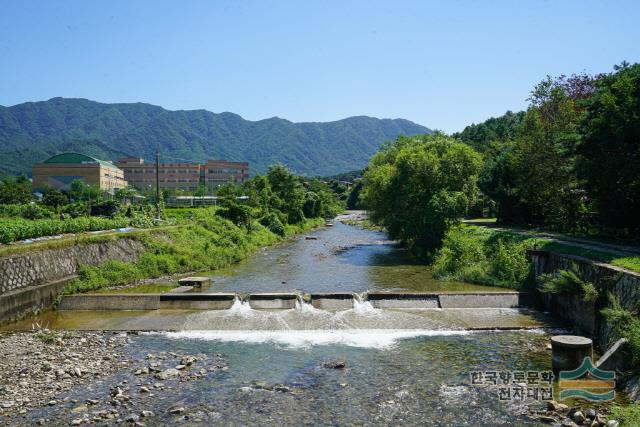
[0,238,146,323]
[529,250,640,351]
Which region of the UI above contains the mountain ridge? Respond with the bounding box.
[0,97,431,176]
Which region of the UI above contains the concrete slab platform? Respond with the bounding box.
[248,293,298,309]
[366,292,440,309]
[58,294,160,311]
[160,293,236,309]
[310,293,354,310]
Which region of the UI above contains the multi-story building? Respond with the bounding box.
[202,160,249,193]
[32,153,127,192]
[117,158,202,192]
[116,158,249,193]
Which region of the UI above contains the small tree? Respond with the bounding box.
[42,190,69,209]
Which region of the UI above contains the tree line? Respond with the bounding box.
[360,62,640,257]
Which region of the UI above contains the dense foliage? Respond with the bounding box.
[455,63,640,239]
[61,208,324,295]
[0,176,31,204]
[432,226,536,288]
[452,111,525,152]
[579,63,640,237]
[361,133,482,257]
[0,97,429,177]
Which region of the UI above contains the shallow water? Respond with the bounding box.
[202,220,508,293]
[22,331,555,426]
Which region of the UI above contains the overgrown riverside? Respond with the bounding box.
[0,163,343,297]
[61,208,324,295]
[355,62,640,397]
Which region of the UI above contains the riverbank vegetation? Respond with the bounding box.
[62,210,324,295]
[361,132,482,258]
[58,164,339,295]
[360,62,640,277]
[432,225,640,288]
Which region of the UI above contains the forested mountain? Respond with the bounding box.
[452,110,525,151]
[0,98,430,176]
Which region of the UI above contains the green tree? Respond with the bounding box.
[479,74,594,231]
[0,176,32,204]
[578,63,640,237]
[42,190,69,209]
[362,133,482,257]
[267,164,306,224]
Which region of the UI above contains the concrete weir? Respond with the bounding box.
[248,293,298,310]
[310,293,355,310]
[57,291,529,311]
[367,292,440,309]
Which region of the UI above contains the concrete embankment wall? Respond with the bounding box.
[0,238,146,323]
[529,250,640,352]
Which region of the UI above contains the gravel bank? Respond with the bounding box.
[0,331,226,426]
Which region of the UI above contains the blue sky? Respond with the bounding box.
[1,0,638,133]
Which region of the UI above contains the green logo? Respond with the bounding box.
[558,357,615,401]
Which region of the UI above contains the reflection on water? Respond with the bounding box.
[204,221,506,293]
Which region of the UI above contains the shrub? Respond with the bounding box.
[0,204,55,220]
[433,226,533,288]
[601,294,640,365]
[259,212,286,236]
[539,264,599,302]
[90,200,121,217]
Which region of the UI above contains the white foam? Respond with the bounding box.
[158,329,473,349]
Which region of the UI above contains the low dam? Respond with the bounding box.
[58,290,527,311]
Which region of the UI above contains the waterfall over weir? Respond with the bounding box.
[163,296,479,348]
[180,295,453,332]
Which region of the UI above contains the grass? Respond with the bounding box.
[432,224,640,290]
[610,403,640,427]
[538,241,640,273]
[0,226,178,257]
[59,209,324,296]
[432,225,536,289]
[95,283,179,294]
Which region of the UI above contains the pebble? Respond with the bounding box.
[141,410,154,418]
[169,406,185,414]
[139,386,150,393]
[573,411,586,423]
[155,368,180,380]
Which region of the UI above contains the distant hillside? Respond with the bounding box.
[0,98,430,177]
[452,110,525,151]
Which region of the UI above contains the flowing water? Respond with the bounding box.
[200,217,505,293]
[6,214,569,425]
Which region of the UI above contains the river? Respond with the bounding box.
[2,213,564,425]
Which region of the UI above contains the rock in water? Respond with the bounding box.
[155,368,180,380]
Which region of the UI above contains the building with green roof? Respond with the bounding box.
[32,153,127,192]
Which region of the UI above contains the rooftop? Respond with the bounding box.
[42,153,120,170]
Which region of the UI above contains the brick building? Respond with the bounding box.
[32,153,127,192]
[202,160,249,193]
[116,158,249,193]
[116,158,202,192]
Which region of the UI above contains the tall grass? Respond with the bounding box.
[61,211,323,295]
[432,226,536,289]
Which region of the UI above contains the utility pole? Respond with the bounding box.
[155,150,161,219]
